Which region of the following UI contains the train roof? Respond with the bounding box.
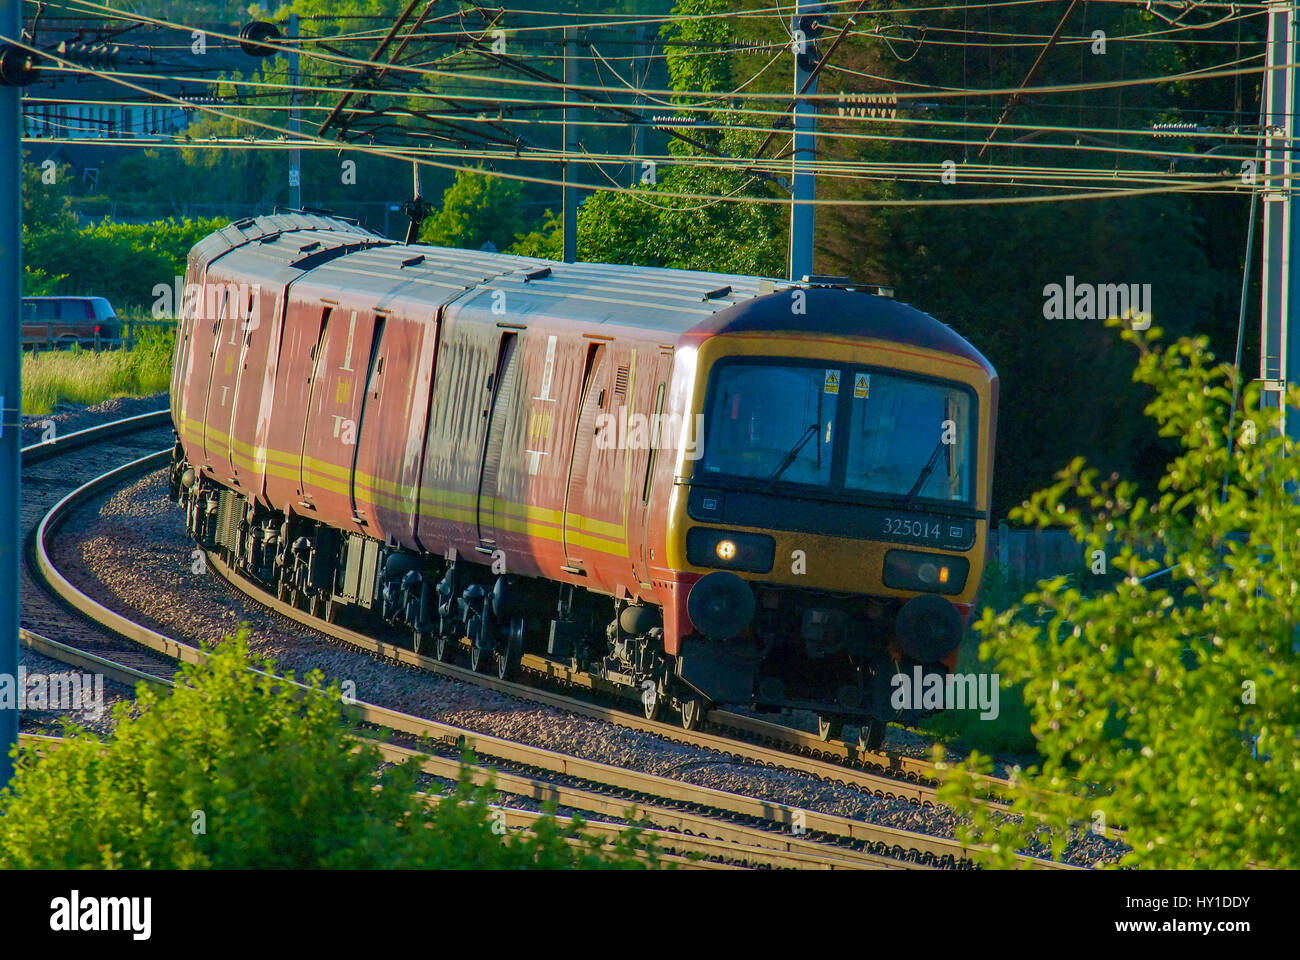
[193,213,994,375]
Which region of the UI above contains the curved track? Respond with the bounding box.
[207,550,1013,810]
[23,414,1071,869]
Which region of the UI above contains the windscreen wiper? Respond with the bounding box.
[902,438,946,508]
[767,424,818,489]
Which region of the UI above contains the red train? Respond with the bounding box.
[170,213,998,742]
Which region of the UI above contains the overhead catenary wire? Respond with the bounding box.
[35,0,1281,106]
[8,30,1265,208]
[12,0,1276,211]
[24,69,1267,169]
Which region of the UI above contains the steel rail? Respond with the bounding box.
[208,549,1007,808]
[22,626,897,867]
[20,408,171,464]
[30,452,1072,869]
[21,433,892,869]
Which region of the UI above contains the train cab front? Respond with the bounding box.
[664,326,997,734]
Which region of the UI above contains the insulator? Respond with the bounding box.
[0,43,40,87]
[239,21,283,58]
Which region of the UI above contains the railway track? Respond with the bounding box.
[22,416,1074,869]
[18,410,182,684]
[206,549,1010,809]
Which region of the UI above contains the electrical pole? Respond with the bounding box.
[630,26,647,187]
[1260,1,1299,439]
[562,27,576,263]
[789,4,826,282]
[0,0,22,789]
[288,11,301,210]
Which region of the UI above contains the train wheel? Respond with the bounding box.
[816,716,843,742]
[434,632,452,663]
[412,628,427,655]
[679,694,706,732]
[858,720,887,752]
[470,640,489,673]
[496,618,524,681]
[495,646,518,680]
[640,681,662,722]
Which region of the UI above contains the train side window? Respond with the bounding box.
[642,382,666,503]
[363,316,386,402]
[312,307,332,362]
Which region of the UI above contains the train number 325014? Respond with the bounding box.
[882,517,942,540]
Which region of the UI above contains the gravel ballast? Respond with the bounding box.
[47,466,1122,866]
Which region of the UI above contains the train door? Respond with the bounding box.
[562,342,610,570]
[221,283,263,486]
[299,307,381,518]
[294,306,335,501]
[476,332,521,550]
[169,269,201,426]
[349,314,387,523]
[637,351,674,580]
[201,284,249,478]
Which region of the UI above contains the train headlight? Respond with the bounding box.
[882,550,969,595]
[686,528,774,573]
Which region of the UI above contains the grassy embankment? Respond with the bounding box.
[22,312,173,415]
[914,559,1079,759]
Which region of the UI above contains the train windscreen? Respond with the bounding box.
[697,359,973,505]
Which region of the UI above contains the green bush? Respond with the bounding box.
[937,323,1300,868]
[0,632,655,869]
[23,217,226,308]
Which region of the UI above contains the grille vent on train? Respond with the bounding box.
[614,366,630,399]
[216,489,241,553]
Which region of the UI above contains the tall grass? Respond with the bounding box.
[22,324,173,415]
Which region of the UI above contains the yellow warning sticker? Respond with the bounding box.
[824,369,840,394]
[854,372,870,398]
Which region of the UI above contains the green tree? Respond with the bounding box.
[507,209,564,260]
[22,260,66,296]
[0,632,653,869]
[574,0,785,276]
[420,168,525,251]
[937,324,1300,868]
[21,153,78,232]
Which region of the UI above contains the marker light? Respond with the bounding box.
[883,550,969,595]
[715,539,737,561]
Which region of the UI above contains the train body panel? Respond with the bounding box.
[171,214,999,729]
